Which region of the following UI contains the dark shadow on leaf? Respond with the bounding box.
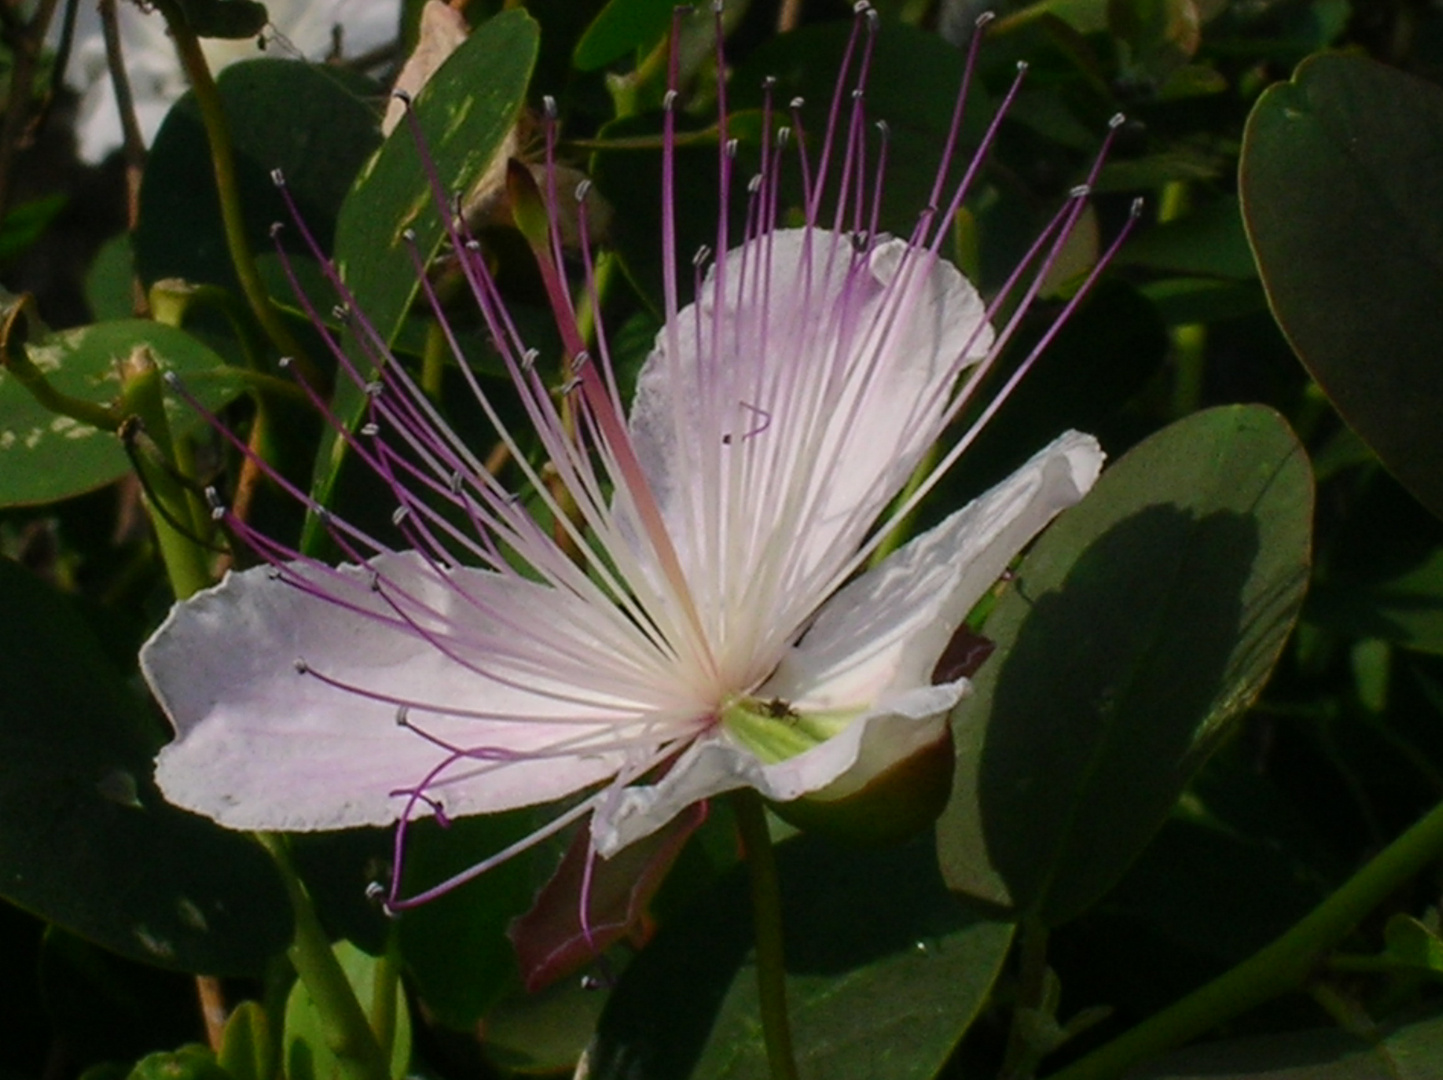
[978,505,1259,925]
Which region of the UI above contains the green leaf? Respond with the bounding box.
[175,0,269,39]
[86,236,139,322]
[284,941,411,1080]
[937,405,1314,926]
[574,0,676,72]
[0,192,67,261]
[126,1046,230,1080]
[1241,53,1443,520]
[1309,546,1443,655]
[135,59,382,292]
[391,813,542,1029]
[0,319,245,507]
[311,10,538,552]
[590,836,1014,1080]
[0,559,292,972]
[1382,914,1443,978]
[218,1002,276,1080]
[1116,196,1258,280]
[1131,1009,1443,1079]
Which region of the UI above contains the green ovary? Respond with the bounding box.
[719,697,857,764]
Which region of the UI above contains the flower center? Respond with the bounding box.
[718,695,856,764]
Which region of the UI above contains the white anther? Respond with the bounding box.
[692,244,712,267]
[361,422,379,437]
[543,94,558,119]
[270,168,286,187]
[748,174,763,194]
[522,348,539,370]
[663,89,679,111]
[1069,183,1091,199]
[392,505,410,525]
[1110,112,1126,128]
[790,96,805,110]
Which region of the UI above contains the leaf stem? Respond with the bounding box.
[150,0,317,384]
[256,833,392,1080]
[1001,917,1052,1080]
[732,790,801,1080]
[119,349,214,600]
[1044,794,1443,1080]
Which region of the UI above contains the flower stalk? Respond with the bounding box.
[256,833,393,1080]
[733,790,801,1080]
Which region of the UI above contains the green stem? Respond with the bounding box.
[732,791,801,1080]
[1001,917,1052,1080]
[368,928,401,1064]
[1045,795,1443,1080]
[120,350,213,599]
[257,834,392,1080]
[150,0,316,384]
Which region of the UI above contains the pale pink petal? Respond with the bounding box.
[591,431,1103,855]
[592,685,961,857]
[144,553,676,831]
[626,229,994,650]
[763,430,1104,711]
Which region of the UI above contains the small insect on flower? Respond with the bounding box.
[141,2,1138,929]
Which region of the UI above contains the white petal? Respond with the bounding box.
[592,685,961,857]
[144,554,675,831]
[625,229,994,649]
[765,430,1105,710]
[593,432,1103,856]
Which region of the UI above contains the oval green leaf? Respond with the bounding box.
[0,319,244,505]
[0,559,291,973]
[937,405,1314,927]
[308,10,538,549]
[1240,54,1443,520]
[574,0,675,72]
[135,59,382,292]
[590,836,1014,1080]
